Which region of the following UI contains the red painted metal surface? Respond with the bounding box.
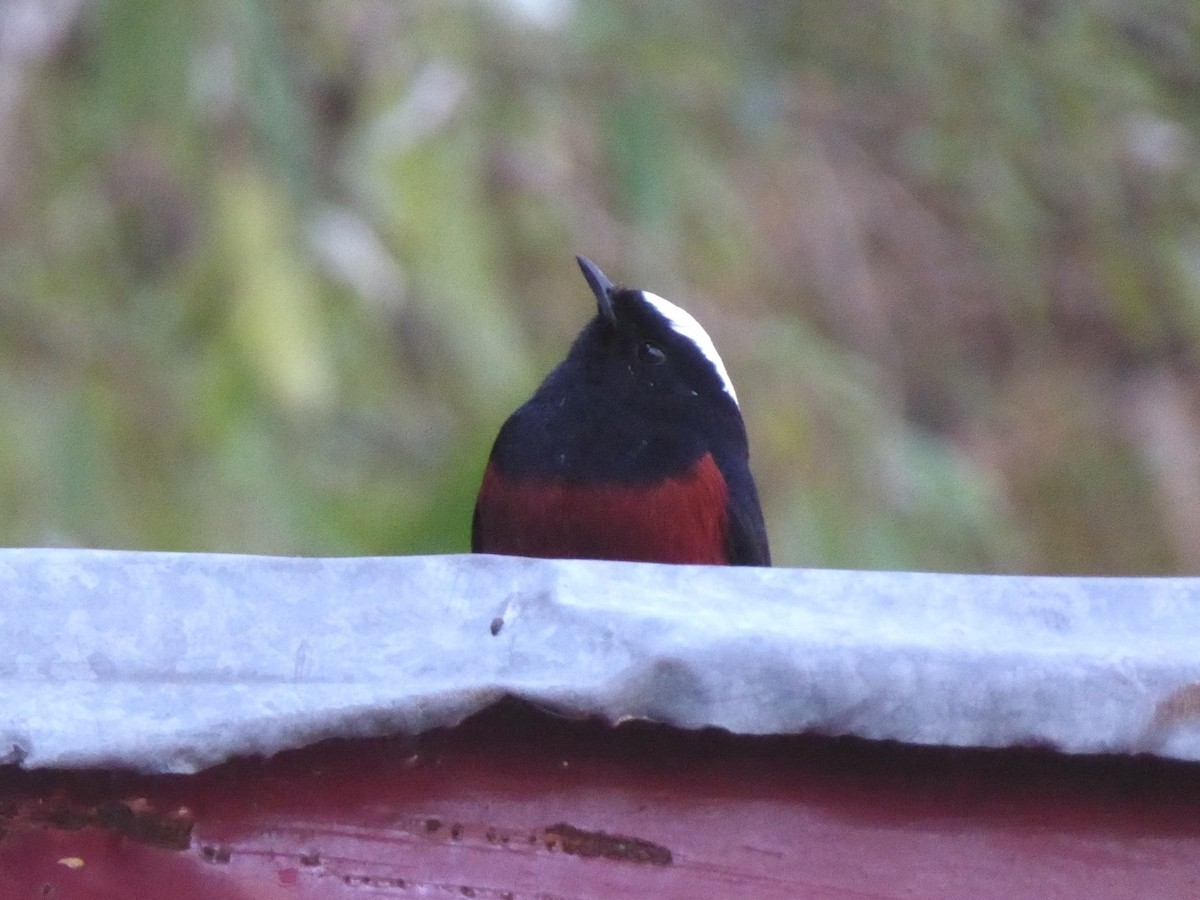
[2,700,1199,899]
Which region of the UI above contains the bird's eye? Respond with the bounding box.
[638,342,667,365]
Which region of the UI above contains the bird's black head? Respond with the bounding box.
[486,255,749,485]
[563,255,742,426]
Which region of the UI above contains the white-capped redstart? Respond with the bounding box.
[472,256,769,565]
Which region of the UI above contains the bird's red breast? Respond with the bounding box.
[474,452,730,564]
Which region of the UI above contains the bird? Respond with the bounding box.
[471,256,770,566]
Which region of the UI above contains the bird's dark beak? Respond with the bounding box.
[576,255,617,327]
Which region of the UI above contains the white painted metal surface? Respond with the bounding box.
[0,549,1197,772]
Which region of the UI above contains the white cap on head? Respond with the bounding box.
[639,290,739,406]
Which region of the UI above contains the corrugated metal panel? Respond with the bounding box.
[2,550,1199,770]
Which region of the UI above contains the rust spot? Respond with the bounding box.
[423,817,443,833]
[94,800,193,851]
[1154,683,1200,727]
[450,823,463,840]
[299,851,320,866]
[24,797,192,851]
[343,874,405,889]
[200,844,231,864]
[542,822,672,866]
[489,617,504,636]
[42,807,89,831]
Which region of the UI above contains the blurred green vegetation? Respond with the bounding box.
[1,0,1198,573]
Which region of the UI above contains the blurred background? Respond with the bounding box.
[1,0,1198,573]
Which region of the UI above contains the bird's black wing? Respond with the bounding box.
[721,461,771,566]
[470,499,483,552]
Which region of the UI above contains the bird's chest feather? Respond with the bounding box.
[475,452,730,564]
[499,391,707,483]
